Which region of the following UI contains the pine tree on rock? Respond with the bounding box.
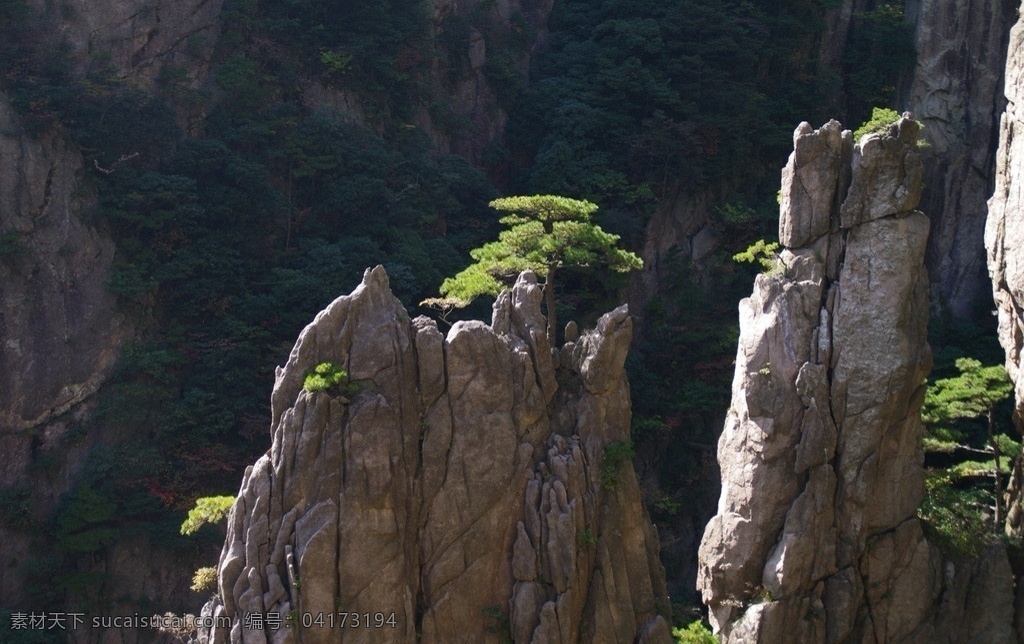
[431,195,642,346]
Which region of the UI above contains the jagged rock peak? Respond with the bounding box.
[778,119,846,249]
[200,266,672,643]
[779,116,925,252]
[840,116,924,228]
[699,118,1015,642]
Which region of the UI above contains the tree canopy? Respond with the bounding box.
[922,358,1013,427]
[432,194,642,344]
[922,357,1014,531]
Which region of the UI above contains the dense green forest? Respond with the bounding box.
[9,0,1008,634]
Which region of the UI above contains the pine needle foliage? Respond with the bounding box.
[302,362,349,393]
[921,358,1014,533]
[922,358,1013,426]
[434,195,642,344]
[180,495,235,536]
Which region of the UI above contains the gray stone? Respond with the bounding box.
[779,120,845,248]
[204,267,671,643]
[700,116,1016,642]
[840,117,924,228]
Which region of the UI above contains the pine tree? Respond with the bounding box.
[429,194,643,345]
[922,358,1014,530]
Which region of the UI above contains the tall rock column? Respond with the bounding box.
[200,267,672,644]
[699,118,1014,642]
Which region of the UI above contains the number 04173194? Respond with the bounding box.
[298,612,397,628]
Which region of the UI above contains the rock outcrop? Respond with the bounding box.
[904,0,1017,318]
[199,267,670,643]
[0,99,125,439]
[0,0,228,438]
[699,118,1016,642]
[59,0,222,82]
[0,93,131,602]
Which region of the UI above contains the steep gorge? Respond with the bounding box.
[3,0,1024,639]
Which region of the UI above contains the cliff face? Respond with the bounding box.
[904,0,1017,318]
[0,100,123,438]
[988,11,1024,538]
[0,0,224,617]
[0,0,227,432]
[200,267,670,644]
[54,0,223,84]
[699,118,1016,642]
[0,95,127,604]
[425,0,553,169]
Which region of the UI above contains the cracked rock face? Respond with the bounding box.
[989,13,1024,446]
[0,95,129,605]
[988,10,1024,559]
[904,0,1017,317]
[45,0,224,85]
[700,118,1015,642]
[0,97,126,462]
[199,267,671,644]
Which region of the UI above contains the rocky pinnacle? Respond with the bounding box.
[700,118,1016,642]
[198,267,672,644]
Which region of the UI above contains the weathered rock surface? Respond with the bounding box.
[989,11,1024,435]
[0,99,125,440]
[30,0,224,87]
[700,118,1016,642]
[904,0,1017,318]
[424,0,553,169]
[0,94,129,605]
[199,267,670,643]
[0,0,228,439]
[988,10,1024,553]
